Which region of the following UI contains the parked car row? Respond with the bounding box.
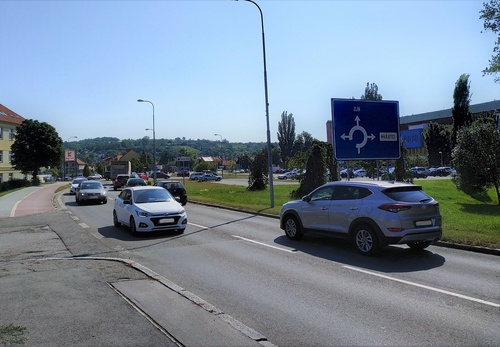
[277,171,297,180]
[340,168,367,178]
[189,172,222,182]
[409,166,456,179]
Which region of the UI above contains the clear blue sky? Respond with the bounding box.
[1,0,498,144]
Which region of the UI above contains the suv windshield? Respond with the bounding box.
[382,186,432,202]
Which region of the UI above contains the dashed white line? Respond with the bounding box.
[232,235,296,253]
[344,265,500,308]
[187,222,295,253]
[188,222,208,229]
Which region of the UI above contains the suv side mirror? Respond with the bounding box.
[302,195,311,202]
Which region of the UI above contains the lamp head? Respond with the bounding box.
[137,99,144,102]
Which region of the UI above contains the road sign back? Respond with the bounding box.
[331,99,400,160]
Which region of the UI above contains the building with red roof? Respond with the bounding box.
[0,104,26,183]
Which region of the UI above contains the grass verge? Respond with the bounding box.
[183,178,499,249]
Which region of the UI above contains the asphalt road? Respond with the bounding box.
[60,184,500,346]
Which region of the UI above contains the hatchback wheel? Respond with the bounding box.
[407,240,432,250]
[113,210,121,227]
[284,215,303,240]
[129,216,137,235]
[353,224,378,255]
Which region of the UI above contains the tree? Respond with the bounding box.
[423,122,452,166]
[237,153,251,171]
[130,157,144,173]
[247,148,268,191]
[480,0,500,83]
[292,131,315,157]
[452,114,500,205]
[96,162,104,175]
[194,161,214,172]
[11,119,62,185]
[394,143,413,183]
[277,111,295,169]
[83,164,91,177]
[451,74,473,147]
[360,82,382,101]
[291,142,338,198]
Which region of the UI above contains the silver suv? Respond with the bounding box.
[280,181,442,255]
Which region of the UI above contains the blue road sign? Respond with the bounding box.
[331,99,400,160]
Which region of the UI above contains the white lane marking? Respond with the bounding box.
[344,265,500,308]
[188,222,208,229]
[188,222,295,253]
[232,235,296,253]
[79,223,89,229]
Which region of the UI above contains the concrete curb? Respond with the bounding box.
[32,255,276,347]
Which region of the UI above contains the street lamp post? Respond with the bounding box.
[236,0,274,207]
[214,133,224,178]
[65,136,77,180]
[137,99,156,183]
[439,151,443,166]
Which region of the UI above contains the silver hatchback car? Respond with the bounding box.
[280,181,442,255]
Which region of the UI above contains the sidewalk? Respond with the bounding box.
[0,185,273,347]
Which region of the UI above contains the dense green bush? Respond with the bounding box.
[0,179,31,192]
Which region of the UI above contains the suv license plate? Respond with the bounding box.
[415,220,432,227]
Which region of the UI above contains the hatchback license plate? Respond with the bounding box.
[415,220,432,227]
[159,218,173,224]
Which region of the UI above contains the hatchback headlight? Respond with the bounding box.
[136,210,150,217]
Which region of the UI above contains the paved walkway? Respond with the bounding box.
[0,182,66,218]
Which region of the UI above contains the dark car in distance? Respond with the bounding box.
[154,180,188,206]
[113,174,130,190]
[125,178,147,187]
[154,171,170,179]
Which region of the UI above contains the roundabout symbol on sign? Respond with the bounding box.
[340,116,375,154]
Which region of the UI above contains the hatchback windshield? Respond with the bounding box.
[133,189,171,204]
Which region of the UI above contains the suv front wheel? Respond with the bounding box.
[283,215,303,240]
[352,223,378,255]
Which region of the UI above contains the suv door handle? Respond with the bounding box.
[350,207,359,210]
